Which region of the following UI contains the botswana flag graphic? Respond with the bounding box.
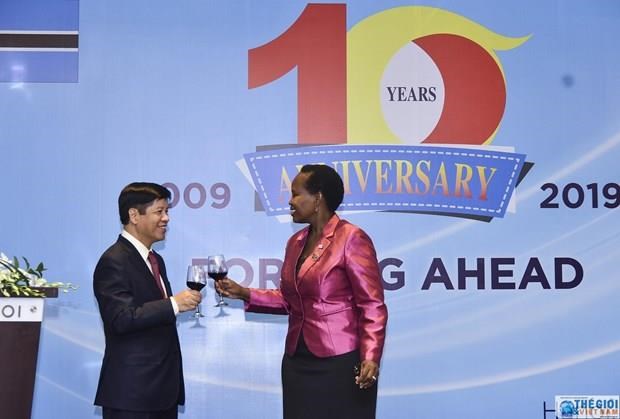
[0,0,79,82]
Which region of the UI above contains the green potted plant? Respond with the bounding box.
[0,252,76,297]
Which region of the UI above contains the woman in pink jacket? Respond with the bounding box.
[217,164,388,419]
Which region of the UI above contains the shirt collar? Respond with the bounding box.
[121,229,151,262]
[322,213,340,238]
[297,213,340,242]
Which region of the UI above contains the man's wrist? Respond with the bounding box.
[170,296,179,315]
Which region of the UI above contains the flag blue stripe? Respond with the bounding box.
[0,51,78,82]
[0,0,79,31]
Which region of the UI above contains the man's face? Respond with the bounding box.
[130,198,170,248]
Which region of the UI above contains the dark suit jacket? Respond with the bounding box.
[93,235,184,411]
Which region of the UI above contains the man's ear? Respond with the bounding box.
[128,208,139,224]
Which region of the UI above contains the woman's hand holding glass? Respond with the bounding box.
[214,277,250,302]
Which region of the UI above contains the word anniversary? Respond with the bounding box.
[278,159,497,200]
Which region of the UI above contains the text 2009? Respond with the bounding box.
[163,182,231,209]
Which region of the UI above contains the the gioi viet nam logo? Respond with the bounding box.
[555,396,620,419]
[241,4,532,220]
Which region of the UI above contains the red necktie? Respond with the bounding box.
[147,251,166,298]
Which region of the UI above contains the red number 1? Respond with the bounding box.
[248,4,346,144]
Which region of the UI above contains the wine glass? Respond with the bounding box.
[186,265,207,318]
[207,254,228,307]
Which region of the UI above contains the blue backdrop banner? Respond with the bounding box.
[1,1,619,419]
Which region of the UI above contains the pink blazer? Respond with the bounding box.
[246,215,387,364]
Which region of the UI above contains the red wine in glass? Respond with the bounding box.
[186,265,206,317]
[186,281,206,292]
[208,271,228,282]
[208,254,228,307]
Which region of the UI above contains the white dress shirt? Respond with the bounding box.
[121,229,179,315]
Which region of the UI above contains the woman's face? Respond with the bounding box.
[289,172,319,224]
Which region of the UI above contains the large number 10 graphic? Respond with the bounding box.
[248,4,524,146]
[248,4,346,144]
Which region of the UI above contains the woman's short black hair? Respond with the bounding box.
[118,182,171,225]
[300,164,344,212]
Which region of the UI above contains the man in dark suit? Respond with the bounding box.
[93,182,201,419]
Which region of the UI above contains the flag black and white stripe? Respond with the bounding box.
[0,30,78,50]
[0,0,79,83]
